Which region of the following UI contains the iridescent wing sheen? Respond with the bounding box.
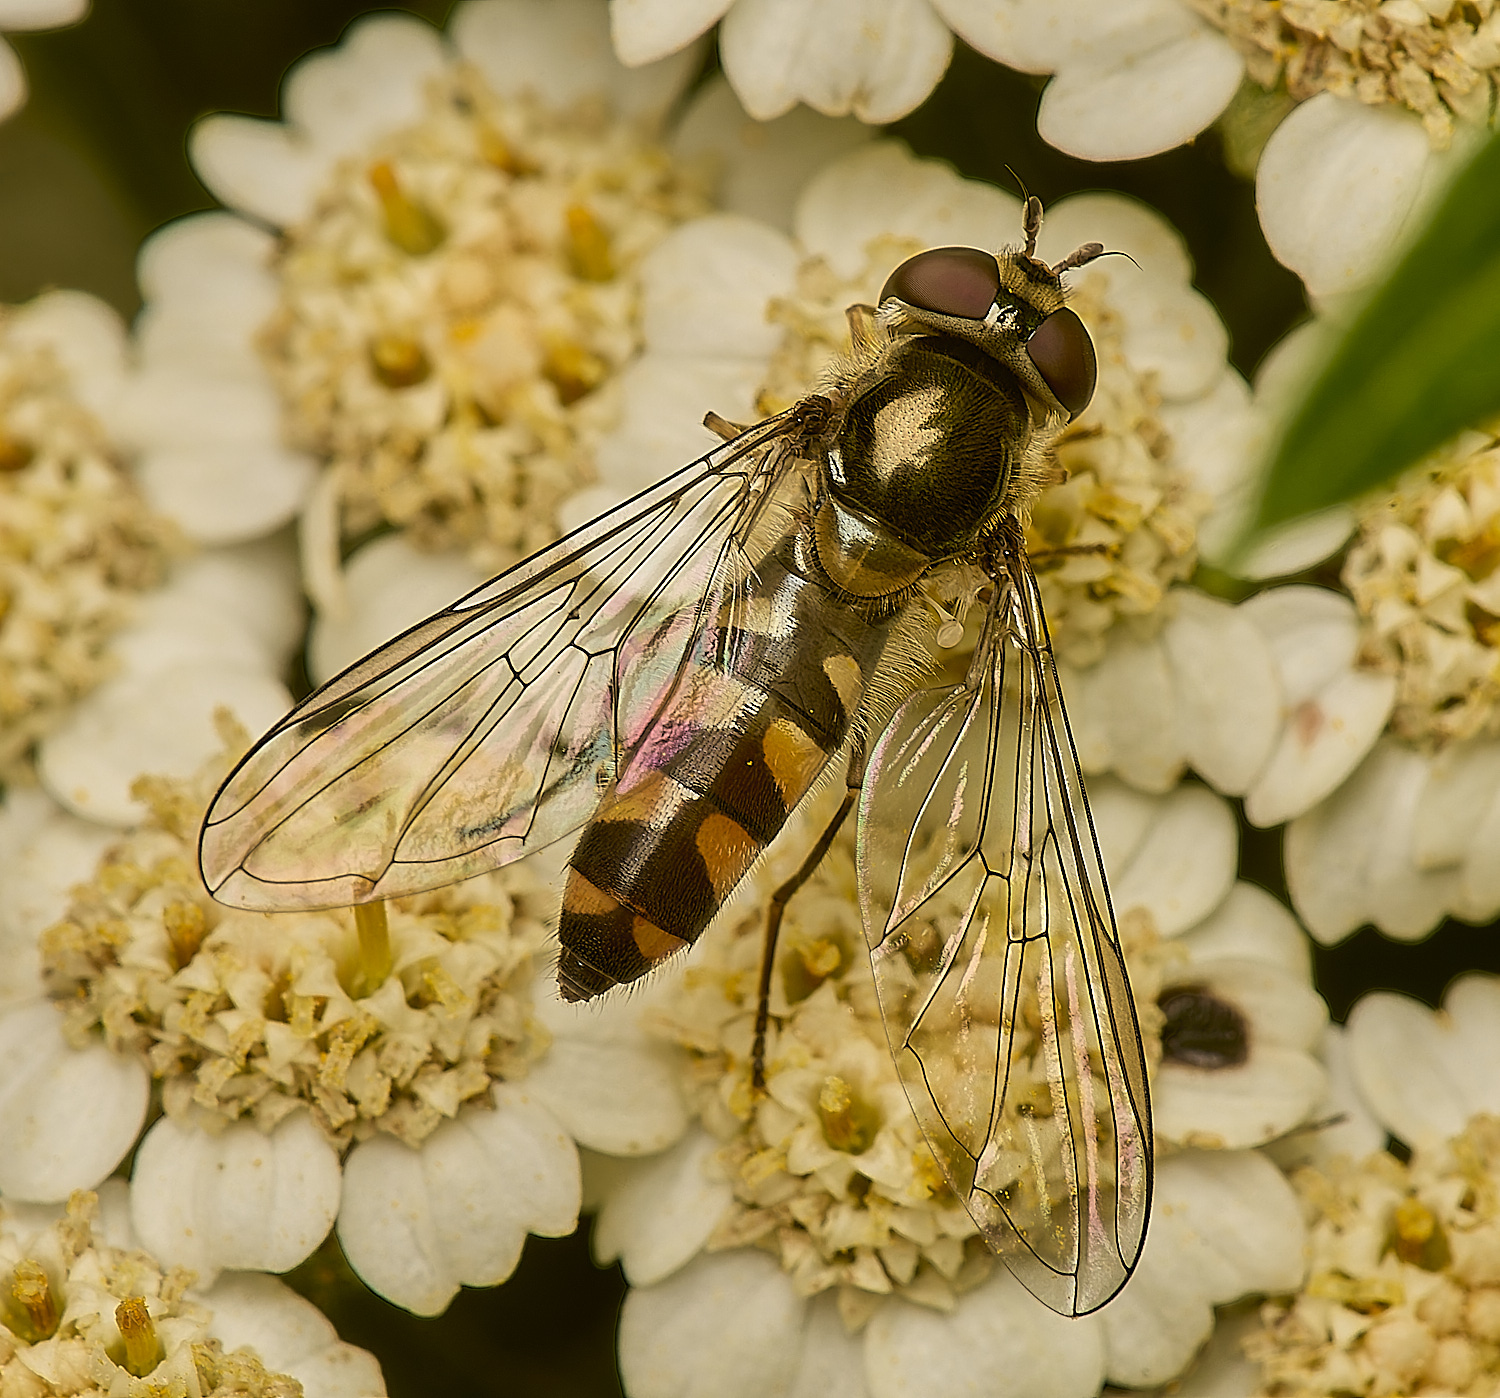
[201,415,808,911]
[855,547,1152,1317]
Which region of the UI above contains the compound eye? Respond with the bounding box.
[880,247,1001,321]
[1026,306,1097,419]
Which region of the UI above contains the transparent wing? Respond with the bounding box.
[202,414,807,911]
[856,545,1152,1317]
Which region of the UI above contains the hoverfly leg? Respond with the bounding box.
[845,303,880,354]
[703,410,751,442]
[750,741,867,1092]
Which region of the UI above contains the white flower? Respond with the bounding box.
[0,290,174,781]
[0,743,688,1316]
[921,0,1496,297]
[0,1182,386,1398]
[1220,983,1500,1397]
[612,0,955,122]
[590,780,1314,1396]
[0,0,87,123]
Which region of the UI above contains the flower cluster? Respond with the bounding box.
[0,295,173,780]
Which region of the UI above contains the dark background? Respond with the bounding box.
[6,5,1496,1394]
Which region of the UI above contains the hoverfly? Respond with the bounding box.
[200,197,1152,1317]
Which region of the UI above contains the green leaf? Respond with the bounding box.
[1250,128,1500,539]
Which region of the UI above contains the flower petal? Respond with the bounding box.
[0,1001,149,1200]
[593,1128,732,1284]
[198,1272,387,1398]
[1285,740,1458,944]
[721,0,954,123]
[1038,17,1241,162]
[1257,92,1438,298]
[1178,880,1310,977]
[281,13,446,158]
[1108,783,1237,936]
[794,143,1020,278]
[37,661,291,826]
[671,76,871,233]
[336,1084,581,1314]
[1413,736,1500,871]
[308,536,487,686]
[610,0,732,66]
[1161,590,1280,796]
[0,37,24,121]
[189,116,329,228]
[1101,1151,1303,1386]
[1079,630,1185,794]
[866,1269,1105,1398]
[5,288,127,426]
[459,0,701,120]
[523,1033,689,1155]
[619,1248,806,1398]
[131,1112,342,1279]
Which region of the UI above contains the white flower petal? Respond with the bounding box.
[1244,667,1395,827]
[1108,278,1230,403]
[1086,776,1154,877]
[309,535,487,686]
[1240,585,1357,704]
[593,1129,732,1284]
[134,214,279,375]
[1346,989,1485,1148]
[610,0,732,65]
[1237,507,1358,580]
[1102,1151,1303,1386]
[189,115,329,228]
[5,288,127,425]
[0,1001,149,1200]
[792,1294,869,1398]
[794,143,1020,278]
[640,214,799,361]
[137,442,316,545]
[281,13,446,158]
[0,36,24,121]
[199,1273,387,1398]
[619,1248,805,1398]
[0,0,87,29]
[1257,92,1437,298]
[337,1084,581,1314]
[1109,784,1237,936]
[1413,736,1500,871]
[671,76,871,233]
[458,0,700,121]
[866,1269,1105,1398]
[0,786,114,978]
[38,661,291,826]
[1285,740,1458,944]
[1266,1022,1385,1171]
[524,1034,689,1155]
[131,1112,342,1279]
[1160,369,1259,555]
[1162,591,1280,796]
[1038,19,1241,162]
[1178,881,1310,977]
[1158,1042,1327,1150]
[721,0,953,123]
[1038,190,1193,288]
[1085,631,1185,793]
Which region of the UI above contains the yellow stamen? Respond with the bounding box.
[354,900,393,995]
[163,900,206,970]
[565,204,614,282]
[0,431,33,472]
[116,1296,161,1376]
[818,1075,879,1154]
[11,1259,58,1339]
[369,332,432,388]
[476,123,535,175]
[368,161,447,255]
[542,338,607,405]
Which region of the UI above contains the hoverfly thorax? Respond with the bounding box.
[822,241,1100,571]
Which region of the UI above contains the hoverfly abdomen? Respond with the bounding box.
[557,547,896,1001]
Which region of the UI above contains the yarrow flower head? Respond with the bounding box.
[592,782,1315,1395]
[0,292,174,780]
[0,725,687,1315]
[0,1185,384,1397]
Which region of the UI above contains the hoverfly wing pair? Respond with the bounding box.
[201,233,1153,1317]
